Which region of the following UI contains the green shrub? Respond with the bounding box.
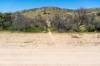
[87,25,95,32]
[24,26,47,32]
[79,25,87,32]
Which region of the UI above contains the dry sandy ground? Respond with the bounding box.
[0,32,100,66]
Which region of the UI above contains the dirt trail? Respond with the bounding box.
[48,29,57,46]
[0,45,100,66]
[0,32,100,66]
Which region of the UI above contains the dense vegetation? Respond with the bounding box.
[0,7,100,32]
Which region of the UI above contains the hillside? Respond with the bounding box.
[20,7,100,17]
[21,7,74,17]
[0,7,100,32]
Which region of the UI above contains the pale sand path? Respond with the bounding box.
[0,32,100,66]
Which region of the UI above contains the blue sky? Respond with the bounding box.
[0,0,100,12]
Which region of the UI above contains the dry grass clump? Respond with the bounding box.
[71,34,81,38]
[96,34,100,38]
